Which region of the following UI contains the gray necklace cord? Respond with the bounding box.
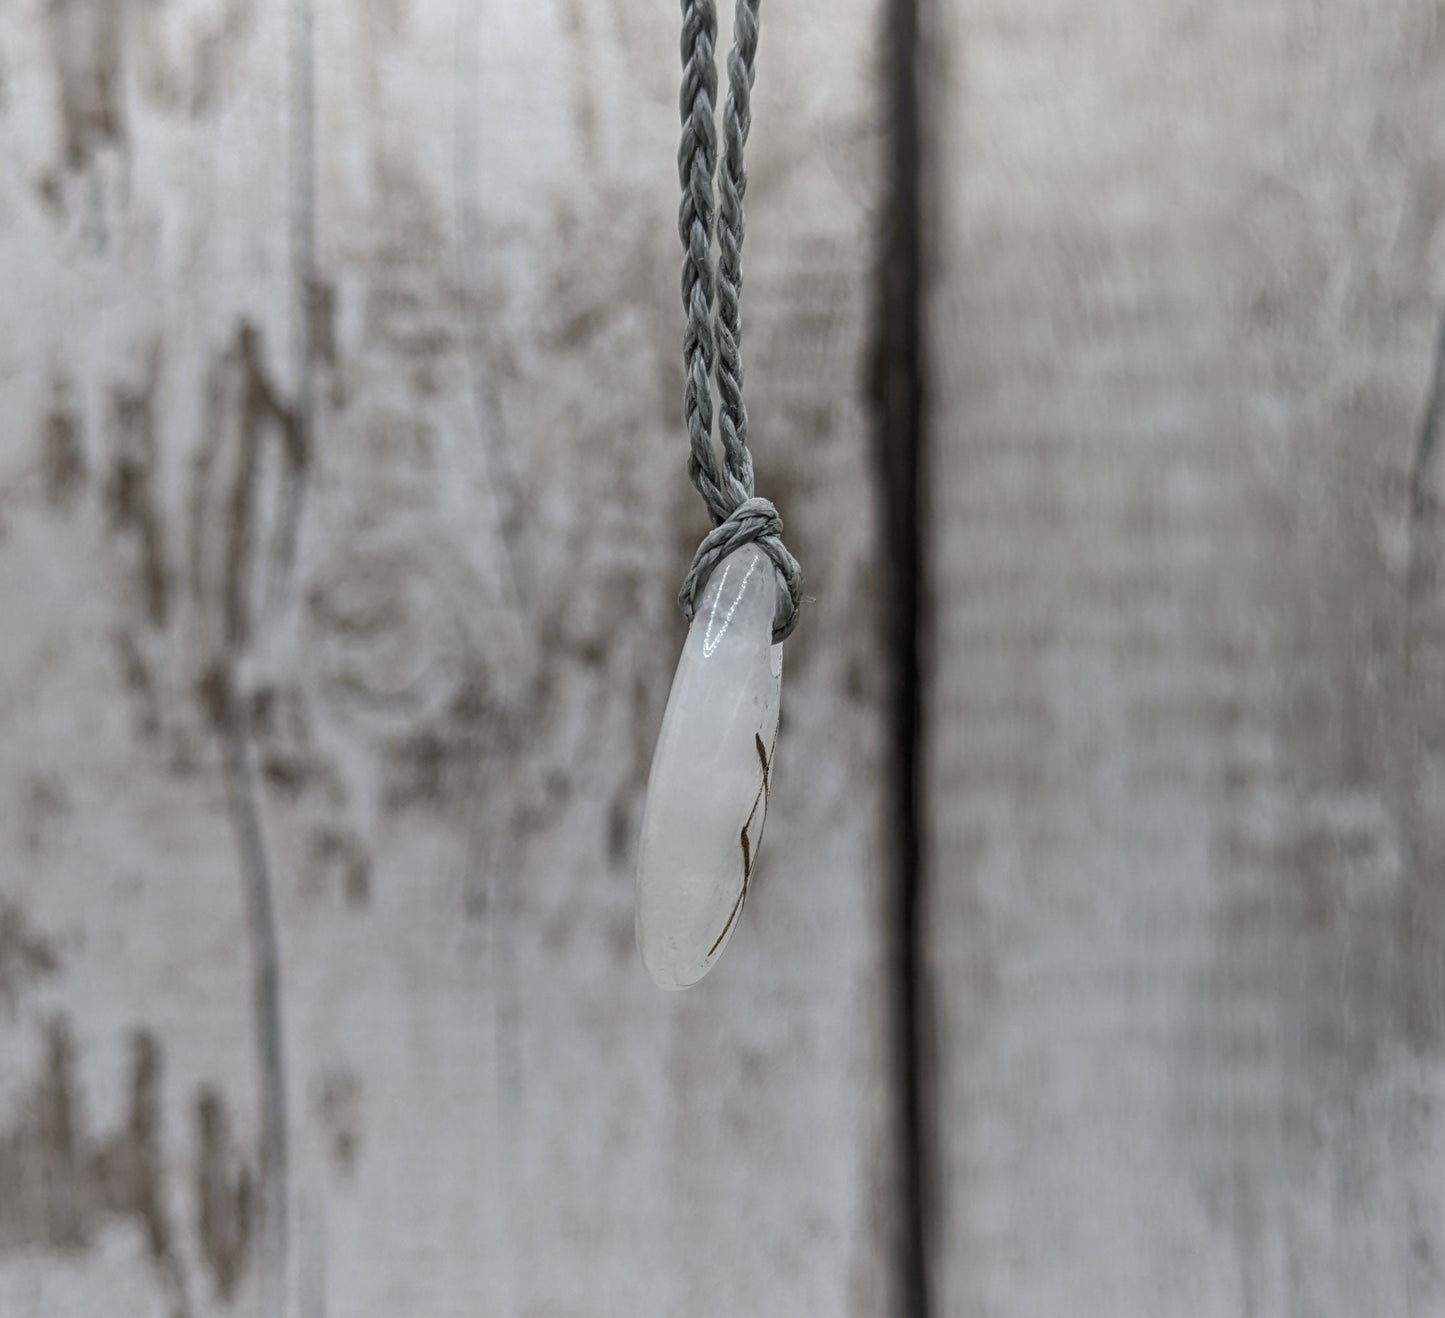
[675,0,803,644]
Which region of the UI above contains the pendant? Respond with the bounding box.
[635,545,783,989]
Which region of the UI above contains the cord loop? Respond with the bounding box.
[678,495,802,643]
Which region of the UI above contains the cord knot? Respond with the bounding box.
[678,495,803,643]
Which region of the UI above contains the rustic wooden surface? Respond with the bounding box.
[13,1,1445,1315]
[925,1,1445,1314]
[0,2,896,1316]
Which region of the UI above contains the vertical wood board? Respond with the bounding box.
[924,2,1445,1313]
[0,3,897,1315]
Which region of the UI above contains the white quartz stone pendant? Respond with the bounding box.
[635,545,783,989]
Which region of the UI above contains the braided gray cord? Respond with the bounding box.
[676,0,803,643]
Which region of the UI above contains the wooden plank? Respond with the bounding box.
[924,1,1445,1313]
[0,2,896,1315]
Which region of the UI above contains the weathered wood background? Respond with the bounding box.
[0,1,895,1315]
[925,0,1445,1314]
[2,0,1444,1316]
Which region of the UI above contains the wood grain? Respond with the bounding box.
[924,1,1445,1313]
[0,2,896,1315]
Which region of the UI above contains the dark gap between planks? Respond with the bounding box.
[873,0,931,1314]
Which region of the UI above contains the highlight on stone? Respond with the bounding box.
[635,545,783,990]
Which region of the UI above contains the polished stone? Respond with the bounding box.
[635,545,783,989]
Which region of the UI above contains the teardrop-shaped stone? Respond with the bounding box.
[635,545,783,989]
